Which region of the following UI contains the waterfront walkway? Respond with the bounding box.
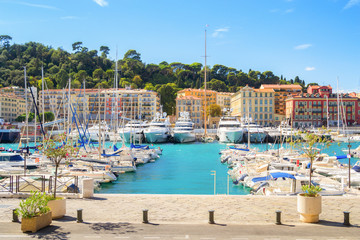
[1,194,360,225]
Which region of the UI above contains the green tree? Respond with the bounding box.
[290,129,331,187]
[207,104,222,117]
[99,46,110,58]
[208,79,229,92]
[72,42,83,53]
[56,69,68,89]
[0,35,12,49]
[157,83,179,115]
[123,49,141,61]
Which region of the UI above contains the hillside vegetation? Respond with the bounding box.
[0,35,306,114]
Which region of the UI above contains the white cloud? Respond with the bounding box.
[285,8,294,13]
[61,16,79,20]
[17,1,57,10]
[212,27,230,38]
[344,0,360,9]
[305,67,316,71]
[294,44,312,50]
[93,0,108,7]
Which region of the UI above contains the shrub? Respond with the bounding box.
[15,191,50,219]
[302,184,322,197]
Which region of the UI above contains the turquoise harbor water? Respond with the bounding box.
[1,141,360,195]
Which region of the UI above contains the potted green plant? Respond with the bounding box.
[290,128,331,223]
[16,191,52,233]
[40,133,78,219]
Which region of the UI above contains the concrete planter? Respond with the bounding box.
[47,198,66,219]
[21,211,52,233]
[297,193,322,223]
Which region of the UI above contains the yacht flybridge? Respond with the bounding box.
[173,112,196,143]
[144,112,171,143]
[217,109,244,143]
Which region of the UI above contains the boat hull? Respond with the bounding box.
[122,131,144,143]
[0,129,20,143]
[144,131,170,143]
[173,131,196,143]
[217,130,244,143]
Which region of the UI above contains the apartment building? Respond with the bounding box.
[286,85,359,127]
[40,88,160,123]
[260,84,302,124]
[217,92,234,110]
[0,94,26,122]
[175,95,202,128]
[230,85,275,126]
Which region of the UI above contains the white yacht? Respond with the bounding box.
[217,116,244,143]
[173,112,196,143]
[119,120,147,143]
[86,121,110,141]
[242,122,267,143]
[144,112,171,143]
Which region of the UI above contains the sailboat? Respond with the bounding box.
[201,26,214,143]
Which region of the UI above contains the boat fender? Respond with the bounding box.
[105,165,110,171]
[238,174,248,181]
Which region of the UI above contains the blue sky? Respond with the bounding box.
[1,0,360,91]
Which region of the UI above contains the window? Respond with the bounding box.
[260,107,263,112]
[260,99,263,105]
[255,107,258,112]
[270,107,273,112]
[265,99,268,104]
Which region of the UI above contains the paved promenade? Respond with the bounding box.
[1,194,359,224]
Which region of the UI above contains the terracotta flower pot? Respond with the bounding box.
[47,198,66,219]
[21,211,52,233]
[297,193,322,223]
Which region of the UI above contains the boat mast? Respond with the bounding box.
[83,78,86,125]
[41,66,45,143]
[115,48,119,133]
[103,89,107,148]
[325,95,329,129]
[247,99,250,149]
[337,77,340,132]
[204,27,207,137]
[67,77,71,138]
[24,67,29,147]
[98,87,101,160]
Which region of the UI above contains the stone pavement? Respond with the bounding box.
[0,221,359,240]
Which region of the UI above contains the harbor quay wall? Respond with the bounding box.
[1,194,359,225]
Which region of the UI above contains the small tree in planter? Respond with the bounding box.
[290,128,331,223]
[16,191,52,233]
[40,134,78,218]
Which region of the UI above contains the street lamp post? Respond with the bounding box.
[211,170,216,195]
[347,143,351,188]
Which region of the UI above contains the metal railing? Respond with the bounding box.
[0,175,79,194]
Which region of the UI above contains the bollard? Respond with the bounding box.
[143,209,149,223]
[208,210,215,224]
[343,211,350,226]
[77,208,83,223]
[275,210,282,225]
[12,209,19,222]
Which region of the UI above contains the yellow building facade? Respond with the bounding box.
[40,88,160,123]
[217,92,234,110]
[0,94,26,122]
[176,95,202,128]
[259,84,302,124]
[230,85,275,126]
